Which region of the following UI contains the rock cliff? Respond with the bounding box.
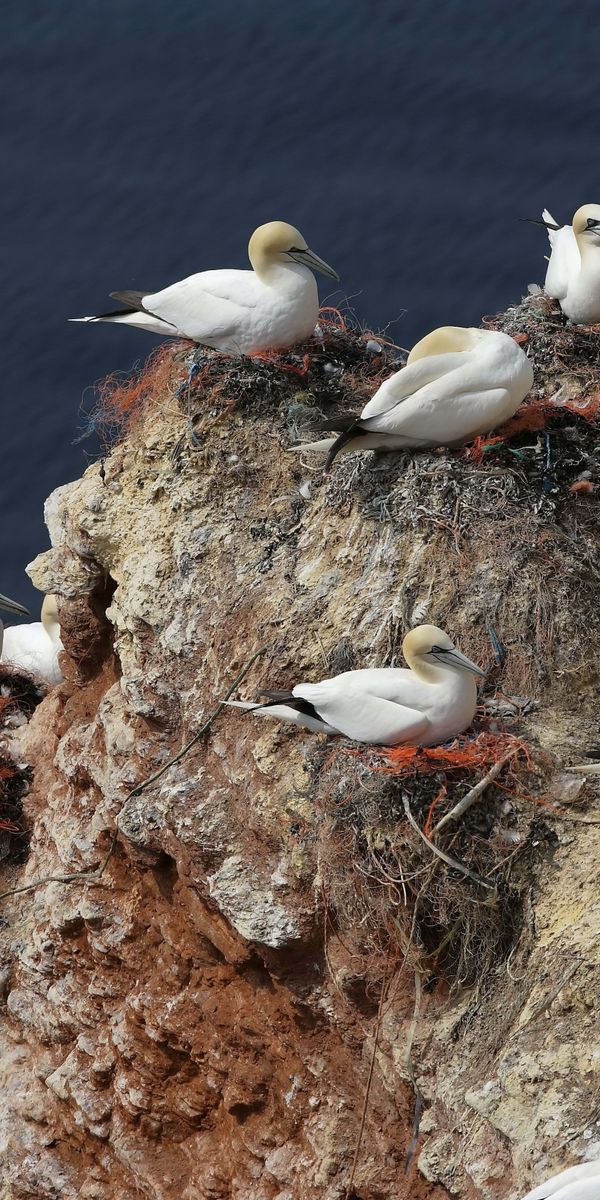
[1,299,599,1200]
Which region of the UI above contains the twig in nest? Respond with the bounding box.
[402,797,495,890]
[0,646,267,904]
[432,748,519,834]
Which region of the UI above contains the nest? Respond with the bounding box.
[310,728,562,992]
[0,667,39,864]
[81,309,402,450]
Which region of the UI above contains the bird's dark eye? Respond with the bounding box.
[586,218,600,229]
[431,644,449,654]
[289,245,304,252]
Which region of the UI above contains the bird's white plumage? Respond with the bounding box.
[292,326,534,461]
[70,220,339,353]
[1,595,63,685]
[228,625,484,746]
[520,1161,600,1200]
[542,204,600,323]
[293,670,432,744]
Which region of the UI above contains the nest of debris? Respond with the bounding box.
[0,668,43,864]
[0,668,39,865]
[81,309,402,450]
[308,726,569,992]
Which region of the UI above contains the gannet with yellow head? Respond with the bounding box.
[70,221,339,353]
[291,325,534,468]
[520,1160,600,1200]
[227,624,484,746]
[538,204,600,324]
[1,594,63,685]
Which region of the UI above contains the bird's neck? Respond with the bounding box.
[576,235,600,267]
[408,659,474,690]
[42,615,61,646]
[253,258,312,289]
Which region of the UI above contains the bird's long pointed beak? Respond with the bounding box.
[518,217,561,231]
[288,247,340,282]
[450,649,486,677]
[0,592,30,618]
[433,647,486,677]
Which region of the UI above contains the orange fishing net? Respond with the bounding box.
[375,730,530,776]
[87,342,188,443]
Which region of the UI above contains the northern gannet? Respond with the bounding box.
[1,594,63,685]
[520,1160,600,1200]
[227,625,484,746]
[290,326,534,468]
[70,221,339,353]
[537,205,600,324]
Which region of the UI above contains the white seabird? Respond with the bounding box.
[70,221,339,353]
[1,594,64,685]
[537,205,600,324]
[520,1160,600,1200]
[290,326,534,468]
[227,624,484,746]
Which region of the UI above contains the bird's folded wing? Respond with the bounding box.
[143,271,258,340]
[296,683,429,745]
[521,1177,600,1200]
[361,352,467,419]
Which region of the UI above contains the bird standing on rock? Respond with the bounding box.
[227,625,484,747]
[70,221,339,353]
[534,204,600,324]
[290,325,534,468]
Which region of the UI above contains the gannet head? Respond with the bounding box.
[573,204,600,244]
[41,594,60,638]
[403,624,485,679]
[248,221,340,282]
[0,593,30,619]
[407,326,485,364]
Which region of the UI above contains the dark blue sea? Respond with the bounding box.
[1,1,598,608]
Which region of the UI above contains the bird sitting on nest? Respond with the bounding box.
[227,624,484,747]
[70,221,339,354]
[289,325,534,469]
[1,594,64,686]
[529,204,600,325]
[520,1159,600,1200]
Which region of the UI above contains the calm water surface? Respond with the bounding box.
[1,1,598,606]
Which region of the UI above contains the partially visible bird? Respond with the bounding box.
[227,624,484,746]
[1,594,63,685]
[566,748,600,774]
[520,1160,600,1200]
[0,593,31,656]
[70,221,339,353]
[533,205,600,324]
[289,326,534,468]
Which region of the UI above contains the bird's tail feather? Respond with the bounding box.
[287,436,338,456]
[288,417,369,469]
